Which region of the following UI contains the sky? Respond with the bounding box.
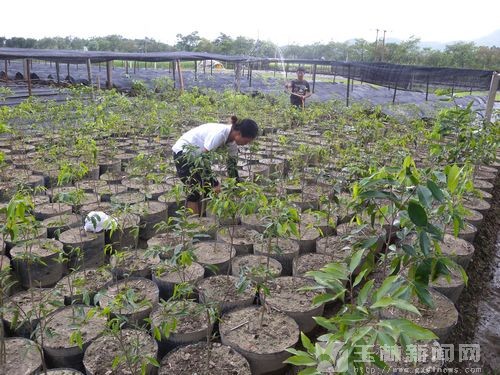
[2,0,498,46]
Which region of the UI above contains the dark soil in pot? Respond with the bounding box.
[139,183,170,200]
[440,234,475,269]
[83,328,158,375]
[152,262,205,299]
[4,224,47,251]
[473,178,494,192]
[430,267,466,303]
[158,341,251,375]
[293,253,334,278]
[42,213,81,239]
[45,369,85,375]
[10,238,65,288]
[219,306,299,375]
[464,208,484,228]
[192,241,236,276]
[34,202,73,220]
[0,337,42,375]
[111,249,160,279]
[381,288,458,341]
[75,179,108,193]
[316,235,352,263]
[231,255,282,281]
[197,275,255,313]
[3,288,62,337]
[266,276,324,333]
[79,201,112,217]
[444,221,478,243]
[464,193,492,214]
[130,201,168,240]
[105,212,141,251]
[98,277,159,326]
[187,215,218,241]
[96,183,128,202]
[110,191,146,207]
[287,192,319,211]
[217,226,260,256]
[121,176,148,191]
[291,226,320,254]
[58,227,105,270]
[99,171,127,185]
[54,267,113,305]
[253,238,300,276]
[147,232,185,260]
[150,299,213,358]
[39,305,107,370]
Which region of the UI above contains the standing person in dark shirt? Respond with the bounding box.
[286,66,311,108]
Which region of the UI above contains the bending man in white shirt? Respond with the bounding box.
[172,116,259,216]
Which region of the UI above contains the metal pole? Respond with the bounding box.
[210,59,213,75]
[194,60,198,81]
[485,72,500,123]
[392,80,398,103]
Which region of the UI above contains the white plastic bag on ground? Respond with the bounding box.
[84,211,117,233]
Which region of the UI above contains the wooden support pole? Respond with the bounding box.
[451,76,456,96]
[26,59,32,97]
[66,63,70,78]
[106,60,112,89]
[86,58,92,85]
[234,62,242,92]
[134,61,137,74]
[172,61,176,88]
[312,64,317,93]
[210,59,213,75]
[346,65,351,107]
[203,60,206,74]
[3,60,8,82]
[425,75,430,101]
[194,60,198,81]
[249,64,252,88]
[55,62,60,84]
[485,72,499,123]
[176,60,184,93]
[125,60,129,74]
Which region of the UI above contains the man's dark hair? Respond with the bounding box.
[297,66,306,72]
[231,116,259,138]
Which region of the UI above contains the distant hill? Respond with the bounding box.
[348,29,500,50]
[474,29,500,47]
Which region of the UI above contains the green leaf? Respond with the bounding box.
[427,179,445,202]
[386,319,438,340]
[352,269,368,288]
[349,249,365,274]
[419,231,431,256]
[357,279,374,306]
[313,316,337,331]
[417,186,433,208]
[408,201,428,227]
[373,275,398,302]
[301,332,314,353]
[447,164,461,194]
[414,282,434,308]
[284,353,317,366]
[402,244,416,256]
